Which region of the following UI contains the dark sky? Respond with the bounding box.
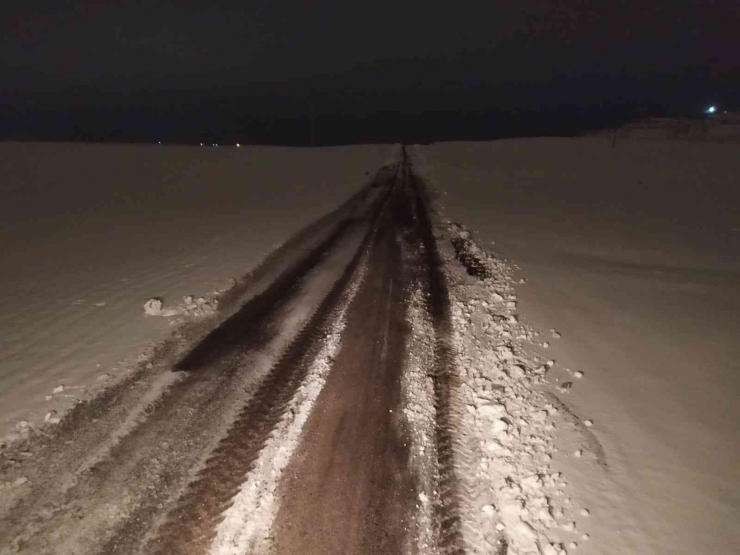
[2,0,738,144]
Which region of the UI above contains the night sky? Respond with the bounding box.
[2,1,738,145]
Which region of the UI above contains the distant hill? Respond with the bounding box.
[588,113,740,143]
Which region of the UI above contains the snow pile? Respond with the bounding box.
[143,298,165,316]
[143,294,219,319]
[401,287,442,554]
[442,224,590,555]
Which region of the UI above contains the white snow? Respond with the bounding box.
[143,298,164,315]
[4,135,738,553]
[413,217,566,554]
[401,286,442,554]
[417,137,740,555]
[0,142,394,442]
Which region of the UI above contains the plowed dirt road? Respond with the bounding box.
[0,150,463,555]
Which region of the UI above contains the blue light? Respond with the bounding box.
[706,106,716,114]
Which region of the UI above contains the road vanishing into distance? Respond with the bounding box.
[0,150,466,555]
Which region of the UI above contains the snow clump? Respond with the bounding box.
[143,298,164,315]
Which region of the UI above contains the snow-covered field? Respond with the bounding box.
[2,136,738,554]
[0,142,393,441]
[417,137,740,554]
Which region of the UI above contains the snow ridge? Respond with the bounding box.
[408,145,589,554]
[402,285,441,554]
[443,223,581,555]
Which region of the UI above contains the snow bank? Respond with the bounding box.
[418,138,740,554]
[0,142,394,441]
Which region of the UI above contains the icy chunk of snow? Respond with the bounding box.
[507,364,526,379]
[485,440,503,453]
[491,418,508,434]
[532,410,548,421]
[540,543,565,555]
[583,420,593,427]
[478,403,506,418]
[143,298,164,315]
[521,475,542,489]
[574,371,584,378]
[497,346,515,360]
[499,499,523,517]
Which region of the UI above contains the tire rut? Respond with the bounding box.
[271,164,414,555]
[145,185,390,555]
[1,155,467,555]
[403,150,466,555]
[0,168,395,555]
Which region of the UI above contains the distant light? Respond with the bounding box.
[200,142,204,146]
[158,141,161,144]
[706,105,716,114]
[236,143,240,147]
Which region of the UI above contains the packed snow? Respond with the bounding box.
[416,137,740,554]
[0,142,393,442]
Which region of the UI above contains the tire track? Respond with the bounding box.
[271,168,414,555]
[1,155,468,555]
[402,149,466,555]
[0,168,394,555]
[268,150,464,555]
[147,184,390,555]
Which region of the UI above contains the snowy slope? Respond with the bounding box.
[0,142,394,441]
[593,116,740,143]
[419,138,740,555]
